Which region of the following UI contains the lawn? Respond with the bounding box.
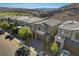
[0,12,32,16]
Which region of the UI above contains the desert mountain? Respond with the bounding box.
[47,3,79,21]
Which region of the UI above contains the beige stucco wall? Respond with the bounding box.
[32,23,59,43]
[64,30,72,38]
[58,29,72,38]
[71,30,79,40]
[35,33,50,43]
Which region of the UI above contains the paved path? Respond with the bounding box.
[28,39,44,52]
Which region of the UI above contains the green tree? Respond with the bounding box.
[18,26,32,39]
[51,42,59,55]
[1,20,10,30]
[15,46,29,56]
[10,23,17,34]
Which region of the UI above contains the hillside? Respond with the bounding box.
[47,3,79,21]
[0,3,79,21]
[0,7,44,16]
[0,7,54,17]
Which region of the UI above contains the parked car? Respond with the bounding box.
[60,49,70,56]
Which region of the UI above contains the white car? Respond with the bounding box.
[60,50,70,56]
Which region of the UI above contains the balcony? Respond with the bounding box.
[55,34,65,49]
[55,34,65,42]
[36,30,46,35]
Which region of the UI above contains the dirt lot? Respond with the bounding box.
[0,32,21,56]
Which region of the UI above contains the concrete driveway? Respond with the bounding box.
[28,39,44,52]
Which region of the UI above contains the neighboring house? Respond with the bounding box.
[0,16,17,24]
[0,16,62,43]
[55,21,79,55]
[0,16,45,26]
[32,18,62,43]
[13,16,45,26]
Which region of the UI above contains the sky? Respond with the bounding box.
[0,3,69,9]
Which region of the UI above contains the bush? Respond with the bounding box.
[18,26,32,38]
[15,46,29,56]
[0,20,10,30]
[51,42,59,55]
[10,23,17,34]
[24,38,30,45]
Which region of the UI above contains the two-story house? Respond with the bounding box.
[55,21,79,55]
[32,18,62,43]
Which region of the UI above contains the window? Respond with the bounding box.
[39,27,41,30]
[61,30,65,35]
[38,25,46,31]
[75,33,79,40]
[64,30,69,35]
[60,29,69,36]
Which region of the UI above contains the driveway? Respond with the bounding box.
[28,39,44,52]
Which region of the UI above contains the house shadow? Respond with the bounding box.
[5,35,14,41]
